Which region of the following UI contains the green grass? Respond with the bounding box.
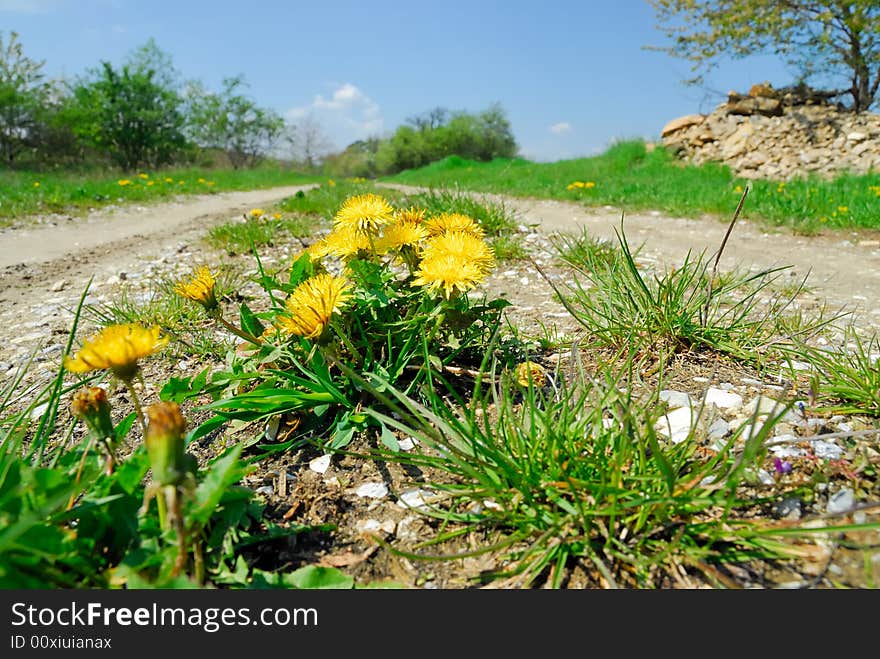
[545,221,838,365]
[82,270,248,358]
[356,349,829,588]
[206,214,320,255]
[0,165,322,225]
[386,140,880,234]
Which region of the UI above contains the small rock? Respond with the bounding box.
[827,488,854,514]
[308,454,332,474]
[397,488,437,510]
[50,279,68,292]
[654,406,697,444]
[811,440,843,460]
[704,387,743,411]
[659,390,693,410]
[398,437,416,451]
[355,482,389,499]
[30,403,49,421]
[774,497,802,520]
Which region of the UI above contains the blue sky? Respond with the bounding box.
[1,0,798,161]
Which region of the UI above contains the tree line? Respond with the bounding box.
[0,32,519,176]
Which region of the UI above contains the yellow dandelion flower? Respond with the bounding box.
[178,180,185,185]
[515,361,547,388]
[64,323,168,381]
[117,179,132,186]
[327,179,336,187]
[146,180,155,186]
[869,185,880,196]
[197,177,207,184]
[316,226,372,259]
[164,177,173,183]
[375,221,429,253]
[249,208,264,218]
[273,212,282,220]
[394,206,427,225]
[334,193,394,235]
[173,265,218,313]
[424,212,485,237]
[422,230,496,274]
[584,181,596,189]
[571,181,585,188]
[33,181,40,188]
[276,274,351,339]
[734,185,743,193]
[412,252,487,299]
[837,205,849,213]
[138,173,149,180]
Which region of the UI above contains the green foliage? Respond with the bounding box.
[67,56,187,171]
[375,103,518,174]
[188,193,514,453]
[648,0,880,111]
[186,75,284,169]
[0,30,52,165]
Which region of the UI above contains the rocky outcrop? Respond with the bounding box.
[660,83,880,180]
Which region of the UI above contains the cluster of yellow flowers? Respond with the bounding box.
[566,180,596,191]
[116,176,215,188]
[869,185,880,197]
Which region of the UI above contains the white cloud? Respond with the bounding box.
[549,122,572,136]
[287,82,384,150]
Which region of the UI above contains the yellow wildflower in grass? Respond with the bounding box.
[375,220,429,253]
[164,177,173,183]
[734,185,743,193]
[273,212,282,220]
[178,180,185,185]
[870,185,880,196]
[837,205,849,214]
[412,252,487,299]
[197,177,207,184]
[277,274,351,339]
[33,181,40,188]
[422,230,496,275]
[327,179,336,187]
[173,265,218,314]
[583,181,596,189]
[146,180,155,186]
[117,179,132,186]
[64,323,168,382]
[317,226,372,259]
[138,173,149,180]
[515,361,547,388]
[424,212,485,237]
[334,193,394,234]
[249,208,264,218]
[206,181,215,186]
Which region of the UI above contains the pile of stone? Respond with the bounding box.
[660,82,880,180]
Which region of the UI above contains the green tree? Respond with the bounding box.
[649,1,880,112]
[0,30,51,165]
[186,76,284,169]
[68,42,187,170]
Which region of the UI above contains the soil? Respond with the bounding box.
[2,184,878,589]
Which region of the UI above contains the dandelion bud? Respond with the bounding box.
[145,402,189,487]
[71,386,115,440]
